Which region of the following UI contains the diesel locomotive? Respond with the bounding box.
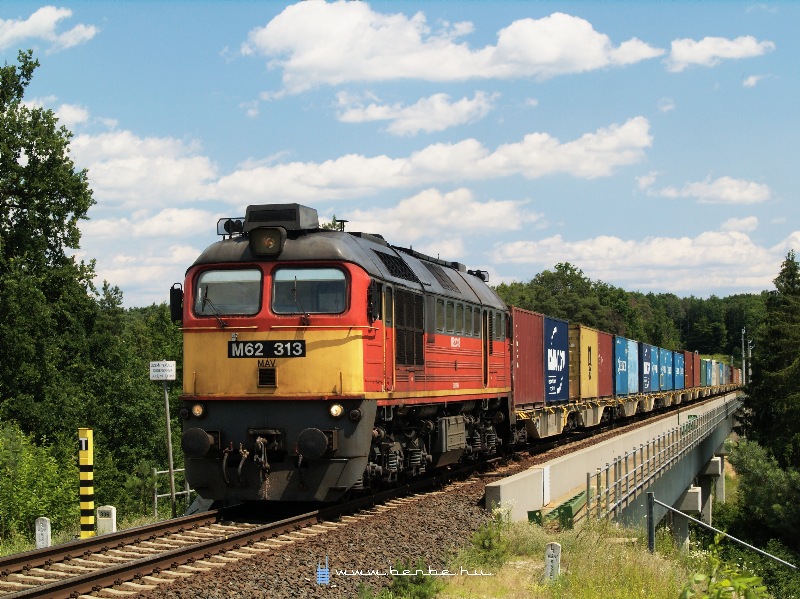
[171,203,739,504]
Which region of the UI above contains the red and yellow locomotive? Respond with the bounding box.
[174,204,513,503]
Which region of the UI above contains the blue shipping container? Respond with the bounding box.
[614,337,640,395]
[673,352,685,390]
[627,339,639,394]
[614,337,629,396]
[544,316,569,403]
[639,343,658,392]
[660,349,674,391]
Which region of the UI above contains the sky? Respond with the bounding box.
[2,1,798,307]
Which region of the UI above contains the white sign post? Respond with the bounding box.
[150,361,177,518]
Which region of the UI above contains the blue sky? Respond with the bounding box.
[2,1,797,307]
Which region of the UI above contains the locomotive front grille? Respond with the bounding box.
[258,368,277,387]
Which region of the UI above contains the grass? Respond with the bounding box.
[438,517,691,599]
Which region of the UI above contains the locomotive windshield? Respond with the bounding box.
[272,267,347,314]
[194,269,261,316]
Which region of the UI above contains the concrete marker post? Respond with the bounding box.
[543,542,561,581]
[35,517,51,548]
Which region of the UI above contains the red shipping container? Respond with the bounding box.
[683,350,694,389]
[511,307,544,408]
[692,352,701,388]
[597,330,614,398]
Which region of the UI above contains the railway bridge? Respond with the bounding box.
[486,391,743,547]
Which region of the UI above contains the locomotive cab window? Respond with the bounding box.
[195,269,261,316]
[272,267,347,314]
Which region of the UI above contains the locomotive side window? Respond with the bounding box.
[436,298,445,332]
[272,268,347,314]
[495,312,504,340]
[455,303,464,335]
[384,286,393,326]
[446,301,455,333]
[473,307,481,337]
[465,306,473,336]
[195,269,261,316]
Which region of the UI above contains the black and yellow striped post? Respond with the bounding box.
[78,428,95,538]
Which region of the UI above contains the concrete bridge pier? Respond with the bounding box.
[698,456,723,524]
[713,453,726,504]
[672,485,701,551]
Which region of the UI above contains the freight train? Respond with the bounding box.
[172,204,740,503]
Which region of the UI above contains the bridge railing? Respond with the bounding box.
[586,395,743,520]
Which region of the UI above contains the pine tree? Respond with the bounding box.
[742,250,800,467]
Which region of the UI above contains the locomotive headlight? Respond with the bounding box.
[329,403,344,418]
[249,227,286,256]
[191,403,206,418]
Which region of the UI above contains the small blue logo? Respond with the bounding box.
[316,555,330,585]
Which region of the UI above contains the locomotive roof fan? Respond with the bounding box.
[243,203,320,257]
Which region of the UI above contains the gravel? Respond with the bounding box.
[131,479,493,599]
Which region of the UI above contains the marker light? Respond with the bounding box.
[329,403,344,418]
[191,403,206,418]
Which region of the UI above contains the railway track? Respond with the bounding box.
[0,392,731,598]
[0,461,482,599]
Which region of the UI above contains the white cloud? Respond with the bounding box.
[242,5,664,93]
[742,74,765,87]
[0,6,98,52]
[666,35,775,72]
[214,117,652,203]
[340,188,542,246]
[70,130,218,208]
[493,229,786,294]
[721,216,758,233]
[336,91,498,136]
[80,208,215,239]
[55,103,89,128]
[652,176,770,205]
[637,171,658,190]
[658,97,676,112]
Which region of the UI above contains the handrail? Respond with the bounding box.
[646,492,797,570]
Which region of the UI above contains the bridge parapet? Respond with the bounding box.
[589,393,742,525]
[485,392,743,523]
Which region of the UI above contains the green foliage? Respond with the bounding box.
[0,422,77,539]
[741,251,800,468]
[724,440,800,548]
[0,50,94,272]
[468,507,512,567]
[681,537,768,598]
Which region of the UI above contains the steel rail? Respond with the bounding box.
[0,510,220,576]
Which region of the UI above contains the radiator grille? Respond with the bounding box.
[258,368,277,387]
